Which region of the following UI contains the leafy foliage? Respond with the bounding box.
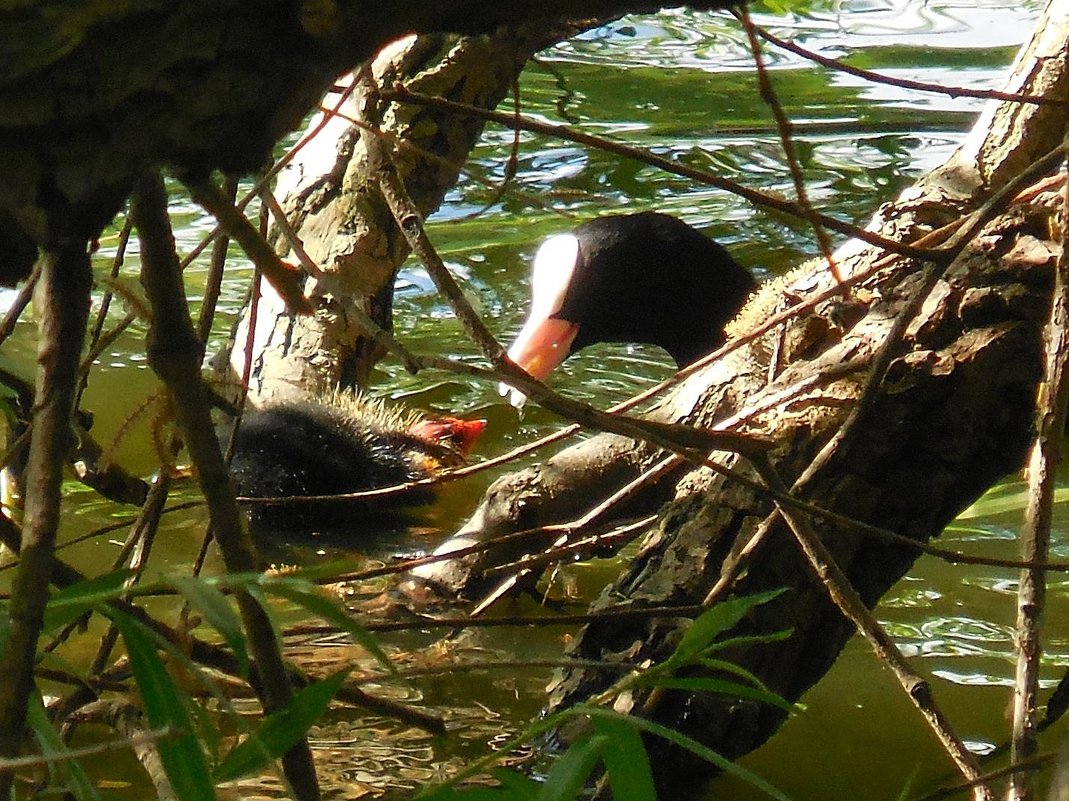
[420,590,795,801]
[110,610,219,801]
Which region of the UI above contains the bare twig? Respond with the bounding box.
[1008,137,1069,801]
[363,82,770,469]
[754,23,1069,109]
[69,701,178,801]
[0,242,92,801]
[736,6,841,283]
[0,511,445,735]
[0,722,175,771]
[182,175,313,316]
[196,175,238,343]
[132,172,321,801]
[0,260,41,347]
[751,456,993,801]
[78,215,134,410]
[383,85,945,262]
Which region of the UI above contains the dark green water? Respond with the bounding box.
[1,1,1058,798]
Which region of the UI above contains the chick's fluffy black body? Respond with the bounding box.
[227,397,459,529]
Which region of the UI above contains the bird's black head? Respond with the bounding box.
[562,211,754,364]
[501,212,755,405]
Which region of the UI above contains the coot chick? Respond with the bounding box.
[500,212,755,405]
[228,392,486,529]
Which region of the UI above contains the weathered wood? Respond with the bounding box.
[552,207,1054,792]
[134,173,321,801]
[223,29,555,400]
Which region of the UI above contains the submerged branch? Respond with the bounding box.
[751,457,993,800]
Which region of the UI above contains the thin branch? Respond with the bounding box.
[363,79,771,471]
[77,214,134,410]
[0,259,40,347]
[1008,137,1069,801]
[69,701,178,801]
[196,175,238,343]
[0,513,445,735]
[0,724,176,771]
[750,455,993,801]
[0,241,92,801]
[132,172,321,801]
[736,6,841,283]
[259,187,324,280]
[383,85,946,262]
[754,23,1069,109]
[182,174,313,315]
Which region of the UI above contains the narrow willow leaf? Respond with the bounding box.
[537,734,606,801]
[593,716,656,801]
[693,655,780,689]
[26,691,101,801]
[957,483,1069,519]
[261,578,397,676]
[214,667,350,783]
[172,577,249,677]
[43,568,134,632]
[670,589,786,666]
[648,678,794,713]
[698,628,794,655]
[584,709,793,801]
[111,610,218,801]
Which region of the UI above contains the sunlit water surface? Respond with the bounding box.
[1,0,1059,798]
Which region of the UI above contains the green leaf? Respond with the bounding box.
[171,577,249,678]
[647,678,794,713]
[110,610,218,801]
[697,628,793,655]
[26,690,101,801]
[584,709,793,801]
[669,589,786,667]
[43,569,134,632]
[956,482,1069,519]
[261,577,397,676]
[593,716,656,801]
[537,734,605,801]
[214,667,350,783]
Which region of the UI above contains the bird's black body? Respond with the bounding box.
[564,212,755,365]
[227,398,466,530]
